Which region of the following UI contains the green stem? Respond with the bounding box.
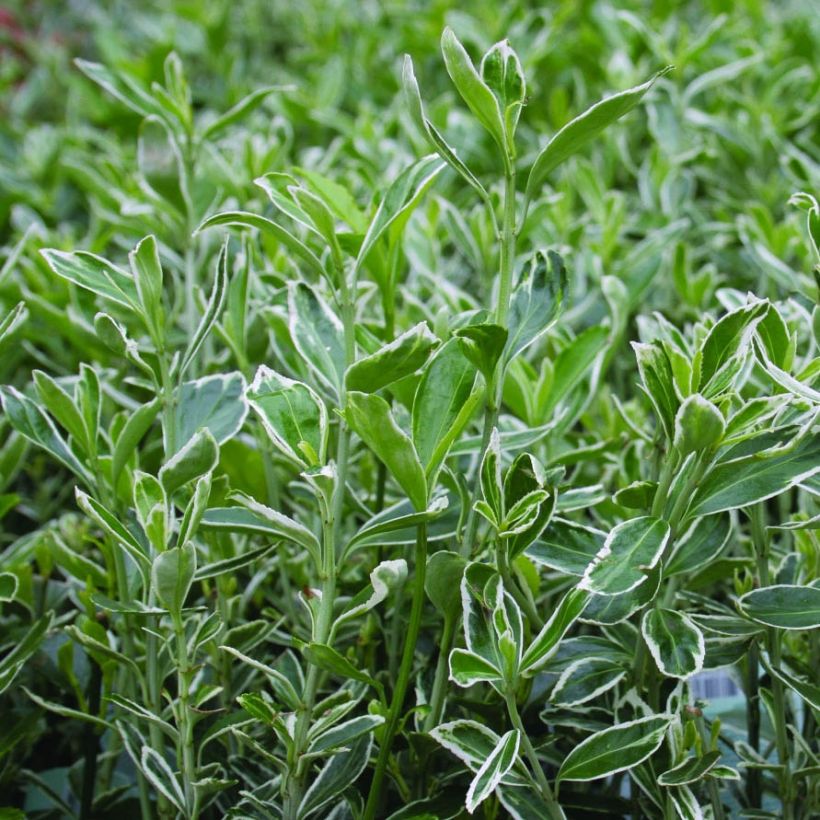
[504,691,563,819]
[423,614,456,733]
[460,169,517,558]
[173,616,199,819]
[695,714,725,820]
[746,640,762,809]
[749,504,793,820]
[363,522,428,820]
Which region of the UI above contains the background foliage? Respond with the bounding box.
[0,0,818,818]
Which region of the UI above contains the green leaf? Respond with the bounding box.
[159,428,219,496]
[673,394,725,454]
[134,471,168,550]
[0,613,53,695]
[24,686,111,731]
[697,300,768,392]
[425,550,467,621]
[173,373,248,455]
[690,433,820,516]
[111,398,160,489]
[298,735,372,817]
[762,659,820,711]
[454,323,508,382]
[302,643,380,692]
[579,516,670,596]
[0,386,92,485]
[228,492,321,567]
[430,719,526,784]
[738,584,820,630]
[41,248,139,312]
[75,489,151,576]
[505,250,567,363]
[179,242,229,378]
[520,587,588,675]
[129,235,164,342]
[641,608,705,679]
[196,211,325,279]
[480,39,526,141]
[343,495,450,559]
[336,559,407,629]
[449,648,502,687]
[289,282,346,399]
[201,87,278,139]
[194,541,275,582]
[355,155,445,276]
[557,714,672,782]
[551,656,626,707]
[402,55,488,199]
[0,572,18,603]
[527,519,604,576]
[543,325,609,414]
[466,729,521,814]
[633,341,679,441]
[666,514,732,576]
[526,68,670,201]
[345,322,438,393]
[440,27,506,154]
[219,645,301,711]
[478,428,503,524]
[308,714,384,756]
[345,391,427,511]
[32,370,88,452]
[247,366,327,466]
[152,542,197,617]
[658,752,721,786]
[0,302,28,354]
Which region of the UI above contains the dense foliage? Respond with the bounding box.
[1,1,818,818]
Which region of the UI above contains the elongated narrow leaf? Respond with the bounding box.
[579,516,670,596]
[0,386,92,484]
[345,391,427,511]
[343,495,449,558]
[526,68,670,201]
[298,735,372,817]
[642,608,705,679]
[658,752,721,786]
[557,715,672,782]
[308,714,384,756]
[41,249,139,311]
[412,338,477,477]
[355,156,444,275]
[111,398,160,488]
[466,730,521,814]
[229,492,321,568]
[402,55,488,198]
[520,587,588,674]
[345,322,438,393]
[763,658,820,710]
[196,211,325,278]
[690,434,820,516]
[289,282,346,398]
[738,584,820,630]
[180,242,229,377]
[202,87,278,139]
[551,656,626,707]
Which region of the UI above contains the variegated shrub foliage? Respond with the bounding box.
[0,2,818,819]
